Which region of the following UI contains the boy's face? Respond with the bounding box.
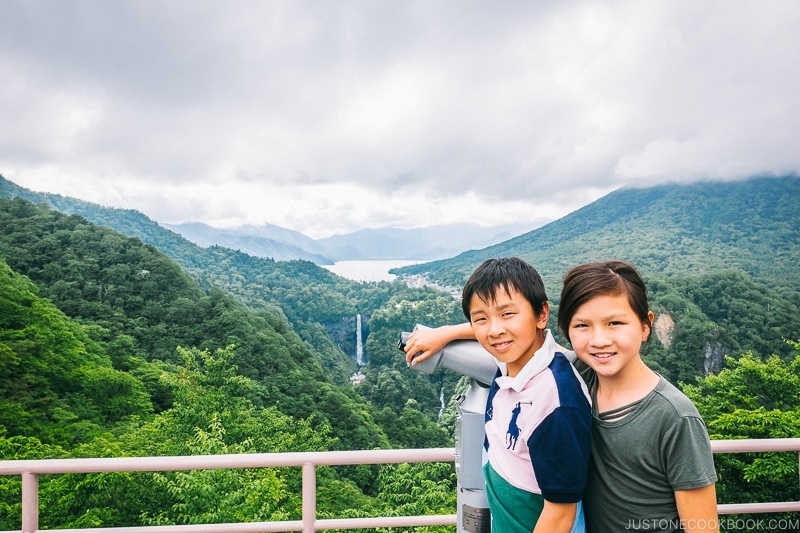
[469,285,549,378]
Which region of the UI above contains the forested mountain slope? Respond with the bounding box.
[0,176,472,426]
[1,175,369,382]
[0,197,403,453]
[390,176,800,384]
[0,250,455,527]
[0,260,154,444]
[395,175,800,298]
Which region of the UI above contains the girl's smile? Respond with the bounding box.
[567,293,653,380]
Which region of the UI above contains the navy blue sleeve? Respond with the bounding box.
[528,404,592,503]
[527,356,592,503]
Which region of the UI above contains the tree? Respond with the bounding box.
[0,260,151,445]
[682,342,800,520]
[33,345,337,528]
[374,461,457,533]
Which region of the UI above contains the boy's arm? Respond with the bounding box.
[675,484,719,532]
[532,501,577,533]
[404,323,475,365]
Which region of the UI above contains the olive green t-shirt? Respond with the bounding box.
[582,374,717,533]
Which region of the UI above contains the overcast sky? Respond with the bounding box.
[1,1,799,239]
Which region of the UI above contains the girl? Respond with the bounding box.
[557,260,718,532]
[404,260,719,532]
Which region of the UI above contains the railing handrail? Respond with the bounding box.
[1,439,799,533]
[0,447,456,475]
[710,437,800,454]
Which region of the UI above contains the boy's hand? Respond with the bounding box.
[403,327,445,365]
[404,323,476,365]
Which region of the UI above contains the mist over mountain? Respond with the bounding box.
[394,175,800,298]
[164,221,534,263]
[163,222,334,264]
[1,175,531,264]
[316,224,533,261]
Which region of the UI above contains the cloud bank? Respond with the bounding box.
[1,1,798,238]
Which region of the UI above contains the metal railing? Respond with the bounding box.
[1,439,798,533]
[710,438,800,515]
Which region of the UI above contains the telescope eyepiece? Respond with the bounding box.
[397,331,412,352]
[398,331,425,361]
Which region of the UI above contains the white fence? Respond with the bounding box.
[1,439,799,533]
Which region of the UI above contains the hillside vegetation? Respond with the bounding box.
[395,175,800,297]
[2,175,375,383]
[1,175,799,529]
[0,198,397,450]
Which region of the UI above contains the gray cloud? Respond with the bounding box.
[1,0,798,237]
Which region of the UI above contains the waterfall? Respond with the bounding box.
[438,384,445,422]
[356,313,364,366]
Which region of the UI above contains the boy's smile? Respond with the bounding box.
[469,286,549,377]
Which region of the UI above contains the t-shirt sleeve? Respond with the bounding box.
[527,405,592,503]
[661,415,718,490]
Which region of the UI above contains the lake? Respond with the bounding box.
[322,260,431,282]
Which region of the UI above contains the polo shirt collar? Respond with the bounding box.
[495,329,556,392]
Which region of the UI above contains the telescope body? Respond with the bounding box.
[400,325,496,532]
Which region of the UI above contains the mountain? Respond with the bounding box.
[389,175,800,384]
[0,176,360,380]
[0,196,404,451]
[1,175,532,264]
[3,173,799,421]
[0,175,460,384]
[317,224,531,261]
[164,221,534,263]
[5,173,800,383]
[163,221,335,264]
[393,175,800,298]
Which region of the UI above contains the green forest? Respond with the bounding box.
[1,175,799,531]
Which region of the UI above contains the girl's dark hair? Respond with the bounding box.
[557,260,652,344]
[461,257,548,320]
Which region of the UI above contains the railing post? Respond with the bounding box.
[302,461,316,533]
[21,471,38,533]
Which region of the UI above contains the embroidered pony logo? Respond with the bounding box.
[506,401,532,450]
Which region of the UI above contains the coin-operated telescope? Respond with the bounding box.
[398,325,497,533]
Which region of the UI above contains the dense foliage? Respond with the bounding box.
[1,198,392,449]
[643,270,800,383]
[2,175,799,529]
[683,344,800,530]
[0,259,155,444]
[0,196,454,460]
[0,199,454,529]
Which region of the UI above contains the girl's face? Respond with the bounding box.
[567,293,653,379]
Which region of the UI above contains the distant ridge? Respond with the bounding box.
[163,221,335,264]
[316,224,532,261]
[393,175,800,297]
[163,222,530,263]
[0,175,534,264]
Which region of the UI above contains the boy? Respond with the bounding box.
[407,257,591,533]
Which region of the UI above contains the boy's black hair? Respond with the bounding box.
[461,257,548,320]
